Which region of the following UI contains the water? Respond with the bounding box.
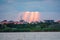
[0,32,60,40]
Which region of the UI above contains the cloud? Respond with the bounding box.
[19,0,60,12]
[0,0,60,21]
[5,0,15,3]
[40,12,60,21]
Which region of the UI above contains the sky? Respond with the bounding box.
[0,0,60,21]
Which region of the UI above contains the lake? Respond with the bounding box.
[0,32,60,40]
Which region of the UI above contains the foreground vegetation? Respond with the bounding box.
[0,22,60,32]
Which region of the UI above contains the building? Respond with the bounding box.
[14,21,20,24]
[1,20,8,24]
[57,20,60,23]
[20,20,25,24]
[44,20,54,23]
[8,20,14,24]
